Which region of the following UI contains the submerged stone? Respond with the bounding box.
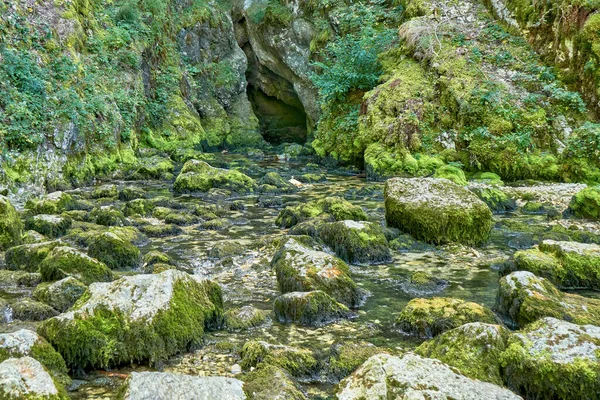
[495,271,600,327]
[416,323,510,385]
[174,160,256,194]
[501,317,600,400]
[385,178,493,245]
[336,353,521,399]
[399,271,448,296]
[120,372,245,400]
[319,220,391,265]
[272,237,362,307]
[87,232,140,270]
[273,291,352,327]
[394,297,497,338]
[0,357,66,400]
[276,197,367,228]
[39,246,113,285]
[38,270,223,370]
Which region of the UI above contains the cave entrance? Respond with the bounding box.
[247,84,308,145]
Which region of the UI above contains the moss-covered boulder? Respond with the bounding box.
[319,220,391,264]
[336,353,521,400]
[39,246,113,285]
[5,241,60,272]
[174,160,256,194]
[240,340,318,377]
[325,342,388,381]
[568,187,600,220]
[416,323,510,385]
[209,241,245,259]
[242,364,307,400]
[0,329,69,386]
[164,212,199,226]
[21,230,48,244]
[433,165,467,185]
[399,271,448,296]
[0,270,41,288]
[89,206,127,227]
[90,184,118,199]
[224,306,269,331]
[141,251,176,271]
[38,270,223,371]
[139,223,183,237]
[495,271,600,327]
[122,199,155,217]
[26,215,71,238]
[385,178,493,245]
[11,299,58,321]
[33,277,87,313]
[0,356,67,400]
[514,240,600,289]
[118,187,146,202]
[0,196,23,250]
[272,237,362,307]
[129,156,175,181]
[199,218,231,231]
[25,192,74,215]
[470,187,517,213]
[276,197,367,228]
[273,291,352,327]
[119,372,245,400]
[394,297,497,338]
[257,172,296,194]
[88,232,140,270]
[501,317,600,400]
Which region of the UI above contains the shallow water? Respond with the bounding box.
[2,153,599,399]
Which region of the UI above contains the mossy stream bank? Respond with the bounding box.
[0,153,599,399]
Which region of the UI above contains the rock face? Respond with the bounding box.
[273,291,351,327]
[38,270,223,370]
[174,160,256,194]
[416,323,510,385]
[0,357,65,400]
[336,353,521,400]
[385,178,493,245]
[272,237,362,307]
[39,246,113,285]
[319,220,391,265]
[514,240,600,289]
[495,271,600,327]
[0,195,23,250]
[395,297,497,338]
[501,317,600,399]
[120,372,246,400]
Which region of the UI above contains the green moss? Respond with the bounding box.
[37,273,223,371]
[0,195,23,250]
[568,187,600,220]
[164,212,198,226]
[433,165,467,185]
[240,341,317,377]
[25,192,75,215]
[326,341,388,380]
[174,160,256,194]
[224,306,268,331]
[11,299,58,321]
[40,246,113,285]
[5,241,60,272]
[276,197,367,228]
[416,323,510,385]
[257,172,296,194]
[88,232,140,270]
[89,207,127,226]
[118,187,146,202]
[470,187,516,213]
[273,291,351,327]
[33,277,87,313]
[122,199,156,217]
[26,215,72,238]
[318,220,391,264]
[394,297,497,338]
[91,185,118,199]
[139,223,182,237]
[242,364,306,400]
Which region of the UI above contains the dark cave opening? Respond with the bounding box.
[247,84,308,145]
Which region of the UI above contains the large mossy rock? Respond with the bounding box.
[174,160,256,194]
[89,206,127,227]
[501,317,600,400]
[38,270,223,371]
[319,220,391,264]
[384,178,493,245]
[25,192,74,215]
[119,372,245,400]
[276,197,367,228]
[568,187,600,220]
[242,364,307,400]
[273,291,351,327]
[224,306,269,332]
[325,341,389,381]
[26,215,71,238]
[514,240,600,289]
[33,277,87,312]
[5,241,60,272]
[336,353,521,400]
[87,232,140,270]
[416,323,510,385]
[0,329,69,386]
[257,172,296,194]
[495,271,600,327]
[0,195,23,250]
[39,246,113,285]
[240,340,318,378]
[394,297,497,338]
[0,357,67,400]
[272,237,362,307]
[11,299,58,321]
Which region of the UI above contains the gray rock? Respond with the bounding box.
[121,372,246,400]
[337,353,521,400]
[0,357,62,400]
